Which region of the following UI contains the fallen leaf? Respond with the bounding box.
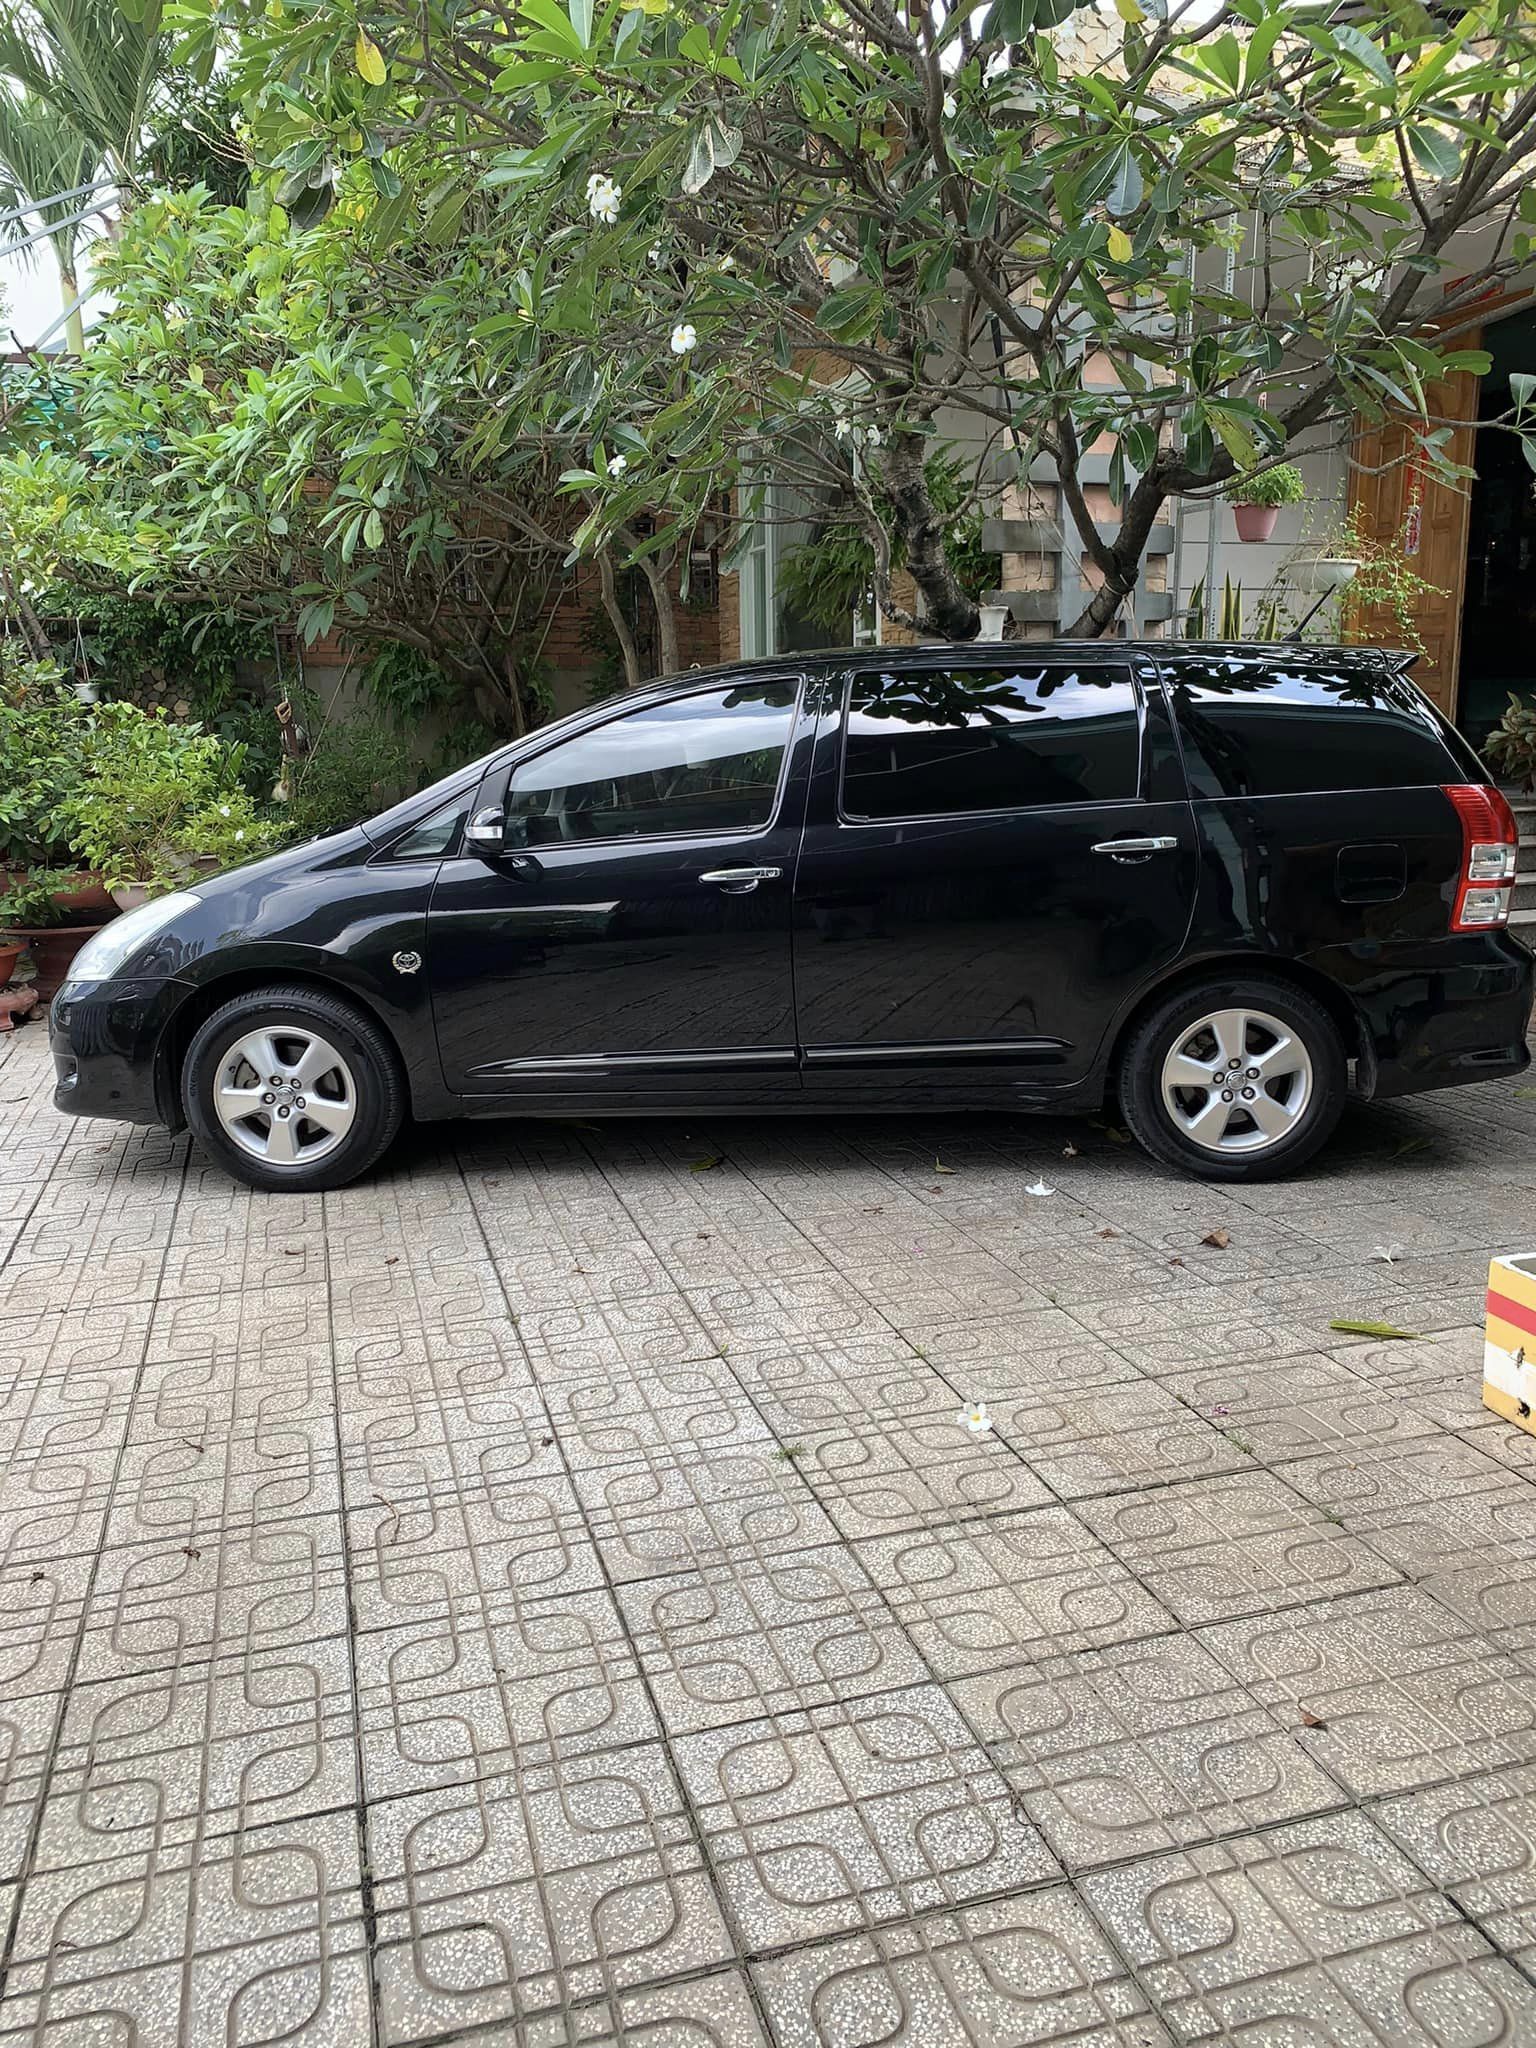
[696,1231,711,1239]
[1298,1706,1327,1730]
[1328,1319,1421,1339]
[862,1205,883,1215]
[539,1434,554,1449]
[1393,1136,1431,1158]
[29,1569,44,1584]
[690,1156,722,1172]
[1210,1404,1230,1417]
[1201,1228,1231,1250]
[1096,1227,1120,1239]
[934,1160,957,1175]
[384,1255,399,1266]
[181,1546,200,1561]
[771,1444,805,1462]
[1168,1256,1186,1267]
[1105,1125,1133,1145]
[281,1247,302,1257]
[181,1438,204,1455]
[1515,1087,1536,1099]
[1025,1180,1055,1197]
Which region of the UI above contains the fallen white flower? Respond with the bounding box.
[1025,1180,1055,1197]
[957,1399,992,1434]
[670,322,697,354]
[1370,1243,1406,1264]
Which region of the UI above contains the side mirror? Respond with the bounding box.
[465,807,505,855]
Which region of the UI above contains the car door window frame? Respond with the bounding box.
[831,656,1149,827]
[472,675,807,853]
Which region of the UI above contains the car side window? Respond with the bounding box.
[504,682,797,846]
[388,798,468,859]
[842,663,1140,820]
[1167,658,1455,798]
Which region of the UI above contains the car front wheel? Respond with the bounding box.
[1118,976,1347,1181]
[183,986,406,1192]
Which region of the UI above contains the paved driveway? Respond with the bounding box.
[3,1022,1536,2046]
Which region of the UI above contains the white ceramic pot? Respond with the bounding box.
[110,883,154,912]
[1287,557,1360,594]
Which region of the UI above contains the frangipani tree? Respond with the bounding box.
[178,0,1536,643]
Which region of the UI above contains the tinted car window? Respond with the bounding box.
[390,799,467,859]
[1166,657,1455,798]
[843,663,1139,819]
[505,682,796,845]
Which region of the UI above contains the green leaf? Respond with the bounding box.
[1328,1319,1421,1339]
[568,0,593,46]
[1333,22,1395,89]
[1406,125,1461,182]
[1203,31,1241,90]
[363,508,384,548]
[1106,149,1143,218]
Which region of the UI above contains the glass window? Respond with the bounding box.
[504,682,796,845]
[1166,658,1457,799]
[389,799,467,859]
[842,663,1140,820]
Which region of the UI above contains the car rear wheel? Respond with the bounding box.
[1117,976,1347,1181]
[183,987,405,1192]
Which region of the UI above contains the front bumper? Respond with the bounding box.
[50,976,194,1126]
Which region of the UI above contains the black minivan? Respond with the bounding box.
[49,642,1533,1190]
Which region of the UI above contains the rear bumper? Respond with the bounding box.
[1342,932,1533,1100]
[49,977,193,1126]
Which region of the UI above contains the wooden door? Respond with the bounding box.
[1348,346,1480,718]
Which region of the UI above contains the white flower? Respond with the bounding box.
[586,172,621,224]
[1371,1243,1406,1264]
[832,409,853,441]
[670,322,697,354]
[1025,1179,1055,1197]
[718,253,735,273]
[943,92,957,119]
[218,804,231,817]
[957,1399,992,1434]
[648,241,665,266]
[865,423,883,448]
[607,453,628,478]
[234,828,245,842]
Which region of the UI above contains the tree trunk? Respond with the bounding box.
[634,549,681,677]
[878,434,981,641]
[57,260,84,355]
[1064,465,1171,638]
[596,547,643,690]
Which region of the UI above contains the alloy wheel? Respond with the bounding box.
[212,1026,357,1167]
[1159,1005,1314,1155]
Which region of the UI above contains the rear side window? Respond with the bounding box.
[1166,657,1455,798]
[842,662,1139,820]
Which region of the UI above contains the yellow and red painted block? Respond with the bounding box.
[1484,1254,1536,1437]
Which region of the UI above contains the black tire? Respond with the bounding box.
[1117,974,1347,1182]
[183,985,406,1192]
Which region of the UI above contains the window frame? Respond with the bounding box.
[373,795,471,863]
[481,675,806,854]
[833,656,1148,828]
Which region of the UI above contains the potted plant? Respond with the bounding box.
[0,869,107,1004]
[62,703,283,909]
[0,655,114,912]
[1227,463,1306,543]
[1485,693,1536,794]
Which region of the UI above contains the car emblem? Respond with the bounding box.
[392,950,422,976]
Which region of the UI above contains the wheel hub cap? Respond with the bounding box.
[213,1027,356,1167]
[1160,1006,1314,1155]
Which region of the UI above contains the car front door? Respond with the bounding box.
[792,654,1198,1102]
[427,676,811,1105]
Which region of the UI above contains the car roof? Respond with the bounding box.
[636,641,1396,691]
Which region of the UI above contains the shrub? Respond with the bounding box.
[1227,463,1306,509]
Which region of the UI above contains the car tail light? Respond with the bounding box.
[1444,783,1519,930]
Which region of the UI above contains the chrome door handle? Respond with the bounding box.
[1091,836,1178,860]
[699,865,782,893]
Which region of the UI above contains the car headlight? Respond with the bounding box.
[65,891,202,984]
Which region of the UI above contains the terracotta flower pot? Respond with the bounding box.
[2,925,104,1005]
[1232,502,1280,543]
[0,868,116,915]
[0,941,21,987]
